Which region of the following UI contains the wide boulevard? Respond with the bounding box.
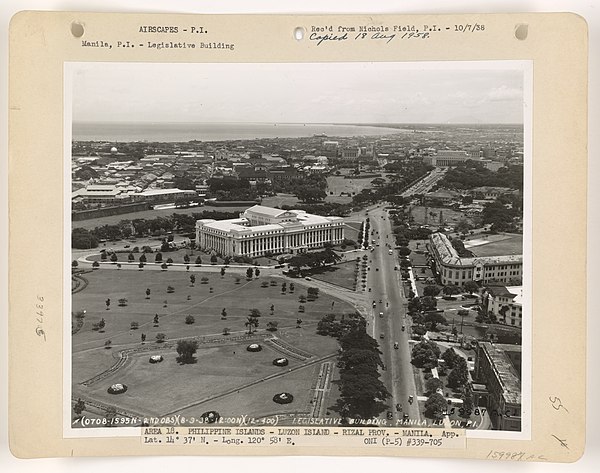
[365,205,420,424]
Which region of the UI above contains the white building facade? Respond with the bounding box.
[428,233,523,286]
[196,205,345,257]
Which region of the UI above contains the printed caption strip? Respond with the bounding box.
[141,426,466,448]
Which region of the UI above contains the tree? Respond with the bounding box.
[145,288,151,299]
[185,315,195,325]
[118,298,128,307]
[411,340,440,369]
[423,285,441,297]
[447,357,469,389]
[463,281,479,295]
[246,267,254,279]
[153,314,159,325]
[421,296,437,311]
[201,276,209,284]
[289,283,295,292]
[176,339,199,363]
[210,255,218,264]
[139,254,147,263]
[195,256,202,265]
[443,285,461,296]
[424,393,447,420]
[190,274,196,286]
[254,268,260,277]
[104,339,112,349]
[295,186,326,203]
[101,252,108,261]
[425,377,444,395]
[105,298,111,310]
[266,321,279,332]
[130,321,139,330]
[161,262,168,271]
[73,398,85,417]
[296,318,303,328]
[398,247,411,257]
[335,329,391,420]
[166,257,174,264]
[155,252,163,263]
[92,261,100,270]
[222,327,230,336]
[221,308,227,319]
[184,254,190,264]
[245,316,259,334]
[156,333,166,343]
[72,260,79,269]
[249,308,261,318]
[167,285,175,293]
[141,333,146,343]
[442,348,460,369]
[128,253,135,262]
[424,311,447,331]
[220,267,226,277]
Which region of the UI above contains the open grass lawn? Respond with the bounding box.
[326,175,374,197]
[177,361,325,420]
[409,206,470,227]
[308,260,359,290]
[467,233,523,257]
[72,269,352,420]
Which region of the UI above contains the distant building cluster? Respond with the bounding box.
[196,205,344,257]
[428,232,523,286]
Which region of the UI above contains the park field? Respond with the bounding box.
[72,268,352,423]
[466,233,523,257]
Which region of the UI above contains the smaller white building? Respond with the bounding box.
[482,285,523,327]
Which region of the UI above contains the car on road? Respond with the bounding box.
[408,395,414,404]
[304,277,312,281]
[379,312,384,318]
[401,326,405,332]
[124,245,130,248]
[394,342,399,349]
[402,413,409,422]
[394,266,398,270]
[379,333,384,339]
[375,268,379,271]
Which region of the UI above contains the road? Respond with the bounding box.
[366,206,420,424]
[401,167,447,198]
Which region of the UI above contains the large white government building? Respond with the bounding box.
[196,205,345,257]
[428,232,523,286]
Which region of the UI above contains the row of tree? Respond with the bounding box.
[334,329,391,420]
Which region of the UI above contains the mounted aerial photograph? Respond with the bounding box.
[66,61,529,437]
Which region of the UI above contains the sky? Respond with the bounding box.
[70,61,526,124]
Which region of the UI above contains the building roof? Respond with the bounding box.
[134,188,196,196]
[197,206,343,234]
[245,205,287,218]
[430,232,522,268]
[479,342,521,405]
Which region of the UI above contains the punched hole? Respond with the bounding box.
[71,22,84,38]
[515,24,528,41]
[294,27,305,41]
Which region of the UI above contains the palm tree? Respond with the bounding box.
[245,316,259,334]
[221,308,227,319]
[145,288,151,299]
